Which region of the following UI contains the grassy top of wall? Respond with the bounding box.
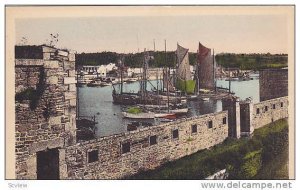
[126,119,288,180]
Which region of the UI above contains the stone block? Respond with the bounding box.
[69,84,76,92]
[69,99,77,107]
[49,116,62,125]
[42,46,56,53]
[15,59,44,66]
[59,164,68,179]
[43,53,51,60]
[47,76,58,84]
[68,70,76,77]
[15,85,26,94]
[28,137,64,154]
[59,149,66,163]
[26,154,37,178]
[44,60,59,69]
[64,91,76,100]
[57,50,69,57]
[64,77,76,84]
[68,53,75,62]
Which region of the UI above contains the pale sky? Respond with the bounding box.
[14,7,291,54]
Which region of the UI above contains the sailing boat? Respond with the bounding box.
[112,57,140,105]
[196,42,215,91]
[175,43,196,94]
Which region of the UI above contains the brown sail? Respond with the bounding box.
[197,42,215,90]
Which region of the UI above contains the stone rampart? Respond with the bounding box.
[252,96,288,129]
[64,111,228,179]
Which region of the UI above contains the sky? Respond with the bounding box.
[14,7,291,54]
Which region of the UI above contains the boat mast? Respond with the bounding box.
[154,41,160,106]
[120,58,123,94]
[196,49,200,95]
[156,69,160,106]
[213,49,216,92]
[228,66,231,94]
[141,49,148,105]
[165,39,170,113]
[76,71,80,117]
[198,42,201,93]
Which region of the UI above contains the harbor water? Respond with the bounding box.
[78,74,259,137]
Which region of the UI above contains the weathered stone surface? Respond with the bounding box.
[44,60,59,69]
[26,155,37,179]
[28,138,64,154]
[15,45,76,179]
[15,45,289,180]
[64,91,76,100]
[240,99,254,136]
[15,59,44,66]
[47,76,58,84]
[252,96,288,129]
[49,116,62,126]
[64,77,76,84]
[64,111,229,179]
[222,96,240,138]
[260,68,288,101]
[68,53,75,62]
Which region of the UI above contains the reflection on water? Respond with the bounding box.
[78,75,259,137]
[216,74,259,103]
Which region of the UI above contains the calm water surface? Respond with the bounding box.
[78,74,259,137]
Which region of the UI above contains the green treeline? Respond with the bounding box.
[75,51,198,68]
[75,52,119,67]
[215,53,288,70]
[126,119,289,180]
[76,51,287,70]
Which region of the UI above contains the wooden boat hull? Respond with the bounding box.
[201,98,210,101]
[154,113,176,118]
[170,108,189,114]
[122,112,155,119]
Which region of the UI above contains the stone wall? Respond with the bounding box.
[15,45,76,179]
[222,96,240,138]
[259,68,288,101]
[252,96,288,129]
[64,111,228,179]
[240,98,254,137]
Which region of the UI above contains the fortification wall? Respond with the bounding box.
[252,96,288,129]
[260,68,288,101]
[64,111,228,179]
[15,46,76,179]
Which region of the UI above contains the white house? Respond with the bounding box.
[97,65,107,77]
[106,63,117,72]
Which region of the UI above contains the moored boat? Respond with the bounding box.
[170,108,189,114]
[201,97,210,101]
[126,78,138,83]
[154,112,176,118]
[122,112,155,119]
[87,80,103,87]
[99,82,111,87]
